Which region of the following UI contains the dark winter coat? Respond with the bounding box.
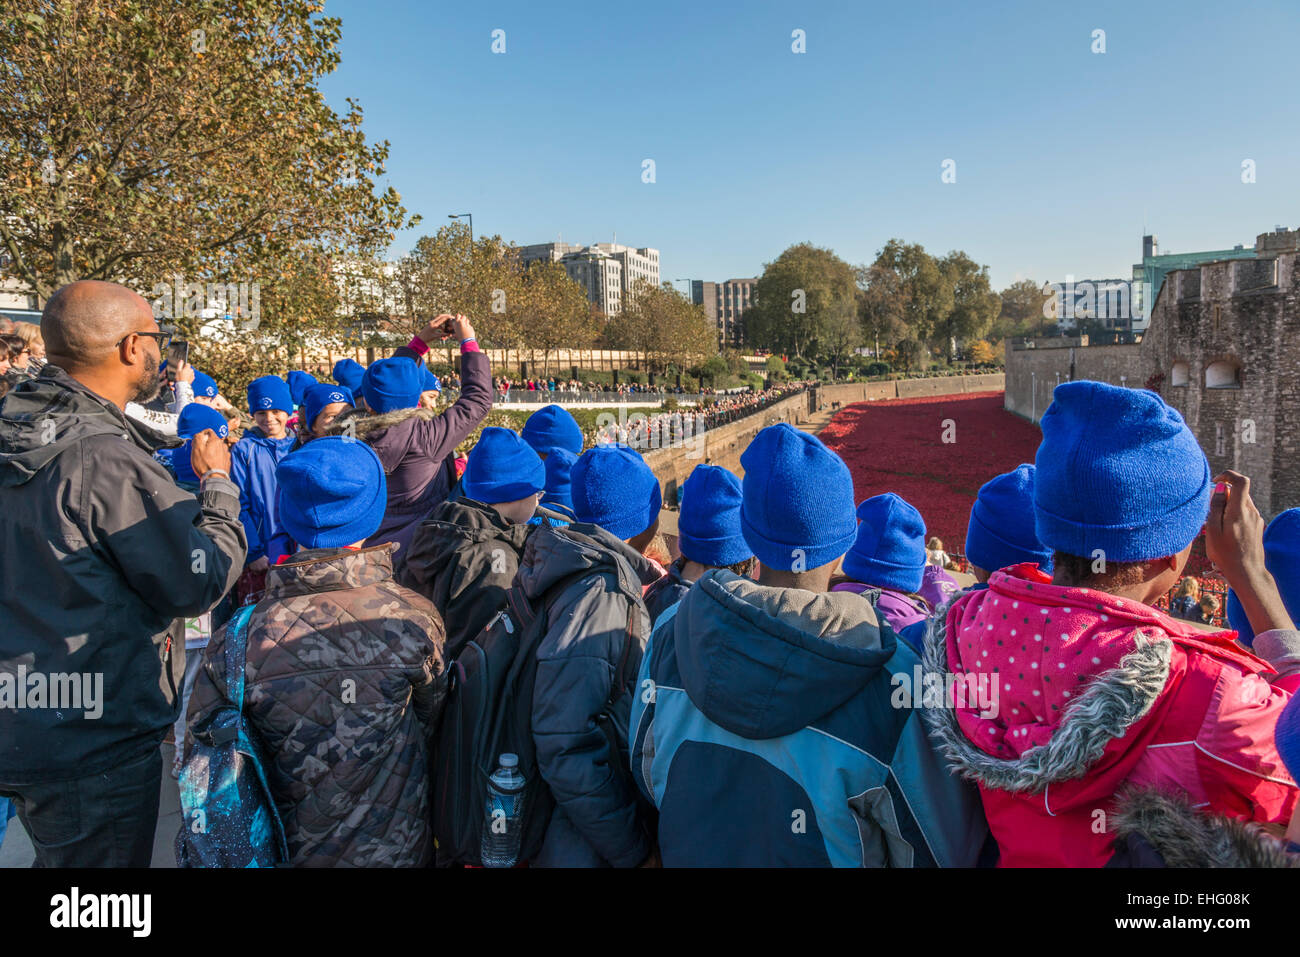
[0,365,246,783]
[335,349,492,572]
[642,561,692,627]
[519,523,660,867]
[400,497,532,660]
[187,543,447,867]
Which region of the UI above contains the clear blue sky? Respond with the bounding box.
[320,0,1299,292]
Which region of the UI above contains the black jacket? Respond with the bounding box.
[400,497,533,660]
[0,366,247,783]
[642,561,692,627]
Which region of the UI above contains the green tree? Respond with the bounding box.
[935,251,1001,364]
[514,259,598,376]
[391,224,518,342]
[869,240,952,368]
[607,281,714,373]
[855,261,906,358]
[991,278,1048,340]
[0,0,413,299]
[894,337,921,372]
[818,302,861,380]
[747,242,857,360]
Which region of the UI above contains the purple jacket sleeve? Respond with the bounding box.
[406,349,493,460]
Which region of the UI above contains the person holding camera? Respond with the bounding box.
[0,280,246,867]
[329,313,493,575]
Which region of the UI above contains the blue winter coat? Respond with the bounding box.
[230,428,297,564]
[630,569,989,867]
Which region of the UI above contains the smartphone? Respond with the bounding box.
[166,340,189,378]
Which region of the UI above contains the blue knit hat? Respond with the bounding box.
[541,447,577,516]
[678,465,751,567]
[302,383,354,434]
[191,370,218,400]
[521,404,584,457]
[177,403,229,441]
[842,493,928,592]
[361,356,422,414]
[247,375,293,414]
[739,423,857,573]
[462,427,546,505]
[276,437,388,549]
[571,443,661,540]
[332,358,366,393]
[1035,381,1212,563]
[1275,692,1300,784]
[286,370,317,406]
[421,368,441,393]
[1225,508,1300,647]
[965,464,1054,575]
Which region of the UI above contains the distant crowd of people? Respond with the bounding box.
[3,282,1300,871]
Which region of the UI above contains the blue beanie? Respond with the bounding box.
[247,375,293,414]
[177,403,229,441]
[286,370,317,406]
[571,443,661,540]
[739,423,857,572]
[842,493,928,593]
[678,465,751,567]
[421,368,441,393]
[541,447,577,515]
[521,405,584,457]
[965,464,1054,575]
[276,437,388,549]
[332,358,366,393]
[1225,508,1300,648]
[191,370,218,400]
[1275,692,1300,784]
[462,427,546,505]
[302,383,354,433]
[1035,381,1211,563]
[361,356,422,414]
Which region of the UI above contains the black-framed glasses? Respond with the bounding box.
[117,330,171,349]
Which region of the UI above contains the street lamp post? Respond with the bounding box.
[448,212,473,240]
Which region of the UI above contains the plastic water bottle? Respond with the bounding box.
[481,753,525,867]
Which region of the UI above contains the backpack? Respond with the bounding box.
[175,604,290,868]
[432,532,641,866]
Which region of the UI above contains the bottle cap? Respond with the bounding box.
[499,753,518,768]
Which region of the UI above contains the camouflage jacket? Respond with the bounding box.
[187,543,447,867]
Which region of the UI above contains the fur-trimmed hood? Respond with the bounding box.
[1109,787,1299,867]
[920,566,1180,808]
[324,404,436,441]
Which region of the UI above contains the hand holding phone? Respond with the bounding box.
[417,314,456,345]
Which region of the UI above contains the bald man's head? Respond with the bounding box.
[42,280,163,405]
[42,280,156,365]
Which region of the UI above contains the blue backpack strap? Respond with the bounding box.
[222,604,256,718]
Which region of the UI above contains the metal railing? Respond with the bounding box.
[495,388,714,405]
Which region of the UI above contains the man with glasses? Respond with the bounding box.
[0,280,247,867]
